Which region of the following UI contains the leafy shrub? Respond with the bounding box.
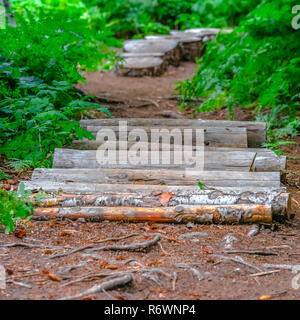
[176,0,300,140]
[0,183,33,234]
[0,11,112,168]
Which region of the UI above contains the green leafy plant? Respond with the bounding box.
[177,0,300,142]
[0,183,34,234]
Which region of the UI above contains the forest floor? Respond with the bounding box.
[0,62,299,300]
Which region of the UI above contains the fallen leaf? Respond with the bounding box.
[99,260,109,268]
[159,192,175,206]
[14,229,26,239]
[167,238,177,242]
[81,296,94,300]
[259,295,272,300]
[115,295,126,300]
[47,273,61,282]
[201,249,213,255]
[206,258,215,264]
[3,184,10,190]
[184,259,191,263]
[60,231,71,237]
[116,254,128,261]
[6,269,13,276]
[44,249,53,255]
[147,222,158,230]
[188,292,201,300]
[106,264,120,270]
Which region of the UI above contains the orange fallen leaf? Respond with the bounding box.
[47,273,61,282]
[60,231,71,236]
[106,264,120,270]
[259,295,272,300]
[159,192,175,206]
[115,295,126,300]
[206,258,215,264]
[99,260,109,268]
[201,249,213,255]
[184,259,191,263]
[188,292,201,300]
[81,296,94,300]
[14,229,26,239]
[44,249,53,255]
[6,269,13,276]
[167,238,177,242]
[116,254,128,260]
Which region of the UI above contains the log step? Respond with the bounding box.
[115,56,167,77]
[144,35,205,61]
[31,169,280,188]
[52,148,256,171]
[85,126,248,148]
[123,39,181,66]
[79,118,266,147]
[25,181,290,221]
[33,204,272,224]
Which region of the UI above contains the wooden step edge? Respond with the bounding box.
[33,204,273,224]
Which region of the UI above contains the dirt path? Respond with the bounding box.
[1,64,299,300]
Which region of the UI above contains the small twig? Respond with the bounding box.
[225,250,278,256]
[59,273,134,300]
[250,270,281,277]
[94,233,139,244]
[136,97,160,108]
[172,272,177,291]
[50,245,94,259]
[0,243,64,249]
[158,241,170,255]
[6,280,32,289]
[211,254,263,272]
[90,234,161,253]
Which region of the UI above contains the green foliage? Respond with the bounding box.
[0,183,33,234]
[0,10,112,167]
[177,0,300,141]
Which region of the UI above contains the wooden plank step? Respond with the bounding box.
[31,169,280,188]
[85,126,248,148]
[33,204,272,224]
[79,118,266,147]
[123,39,181,66]
[52,148,255,171]
[115,57,167,77]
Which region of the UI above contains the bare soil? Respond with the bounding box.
[0,63,299,300]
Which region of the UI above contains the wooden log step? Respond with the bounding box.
[27,180,290,221]
[33,204,272,224]
[85,126,248,148]
[31,169,280,188]
[68,141,285,172]
[115,57,167,77]
[52,148,255,171]
[23,181,286,196]
[79,118,266,147]
[123,39,181,66]
[144,35,205,61]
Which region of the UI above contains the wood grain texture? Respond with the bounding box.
[51,148,255,171]
[80,118,266,147]
[33,204,272,224]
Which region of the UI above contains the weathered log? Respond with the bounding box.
[24,181,286,194]
[79,118,266,147]
[85,126,248,148]
[115,56,167,77]
[144,35,205,61]
[33,204,272,224]
[30,188,290,221]
[51,148,255,171]
[68,141,286,172]
[123,39,181,66]
[24,181,290,220]
[32,169,280,188]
